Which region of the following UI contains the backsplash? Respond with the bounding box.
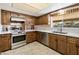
[52,26,79,34]
[1,24,79,34]
[0,25,10,32]
[0,25,2,32]
[35,25,79,34]
[35,25,51,30]
[62,27,79,34]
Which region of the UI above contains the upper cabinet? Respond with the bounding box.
[36,14,48,25]
[63,6,79,20]
[1,10,11,25]
[50,12,63,21]
[50,5,79,21]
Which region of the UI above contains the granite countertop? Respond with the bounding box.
[36,29,79,38]
[25,29,36,32]
[0,31,11,35]
[0,29,79,38]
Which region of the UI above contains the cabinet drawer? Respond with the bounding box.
[67,37,77,43]
[1,34,11,38]
[1,34,11,40]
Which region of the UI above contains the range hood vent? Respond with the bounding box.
[11,17,26,22]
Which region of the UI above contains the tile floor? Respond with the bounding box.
[1,41,61,55]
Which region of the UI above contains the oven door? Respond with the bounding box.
[13,35,25,43]
[12,35,26,49]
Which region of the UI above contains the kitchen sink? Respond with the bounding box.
[53,31,67,34]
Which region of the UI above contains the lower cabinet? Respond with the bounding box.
[0,34,11,52]
[36,32,42,42]
[77,40,79,55]
[48,34,57,50]
[57,35,67,54]
[26,32,36,44]
[48,33,79,55]
[67,37,78,55]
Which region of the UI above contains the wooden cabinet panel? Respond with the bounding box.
[26,32,36,44]
[1,10,11,25]
[0,34,11,52]
[51,5,79,21]
[67,37,77,55]
[52,15,63,21]
[57,35,67,54]
[48,34,57,50]
[76,39,79,55]
[37,15,48,25]
[64,6,79,20]
[36,32,42,43]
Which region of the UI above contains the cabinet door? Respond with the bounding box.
[67,37,77,55]
[37,15,48,25]
[36,32,42,43]
[0,34,11,52]
[48,34,57,50]
[76,39,79,55]
[1,10,11,25]
[57,35,67,54]
[26,32,36,44]
[36,32,40,42]
[63,6,79,20]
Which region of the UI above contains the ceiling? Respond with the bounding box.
[0,3,75,17]
[12,3,52,13]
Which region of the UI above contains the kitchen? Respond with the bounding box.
[0,3,79,55]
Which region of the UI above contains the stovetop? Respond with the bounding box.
[11,30,26,36]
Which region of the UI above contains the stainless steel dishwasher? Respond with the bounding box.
[39,32,49,46]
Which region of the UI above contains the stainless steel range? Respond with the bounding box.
[10,17,26,49]
[10,26,26,49]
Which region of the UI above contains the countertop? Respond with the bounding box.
[0,31,11,35]
[0,29,79,38]
[36,29,79,38]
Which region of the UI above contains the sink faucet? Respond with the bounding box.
[58,21,64,32]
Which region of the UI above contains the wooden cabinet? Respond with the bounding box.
[1,10,11,25]
[36,15,48,25]
[0,34,11,52]
[63,7,79,20]
[67,37,77,55]
[36,32,41,42]
[51,5,79,21]
[48,33,57,50]
[26,32,36,44]
[48,33,79,55]
[77,39,79,55]
[57,35,67,54]
[51,12,63,21]
[36,32,43,43]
